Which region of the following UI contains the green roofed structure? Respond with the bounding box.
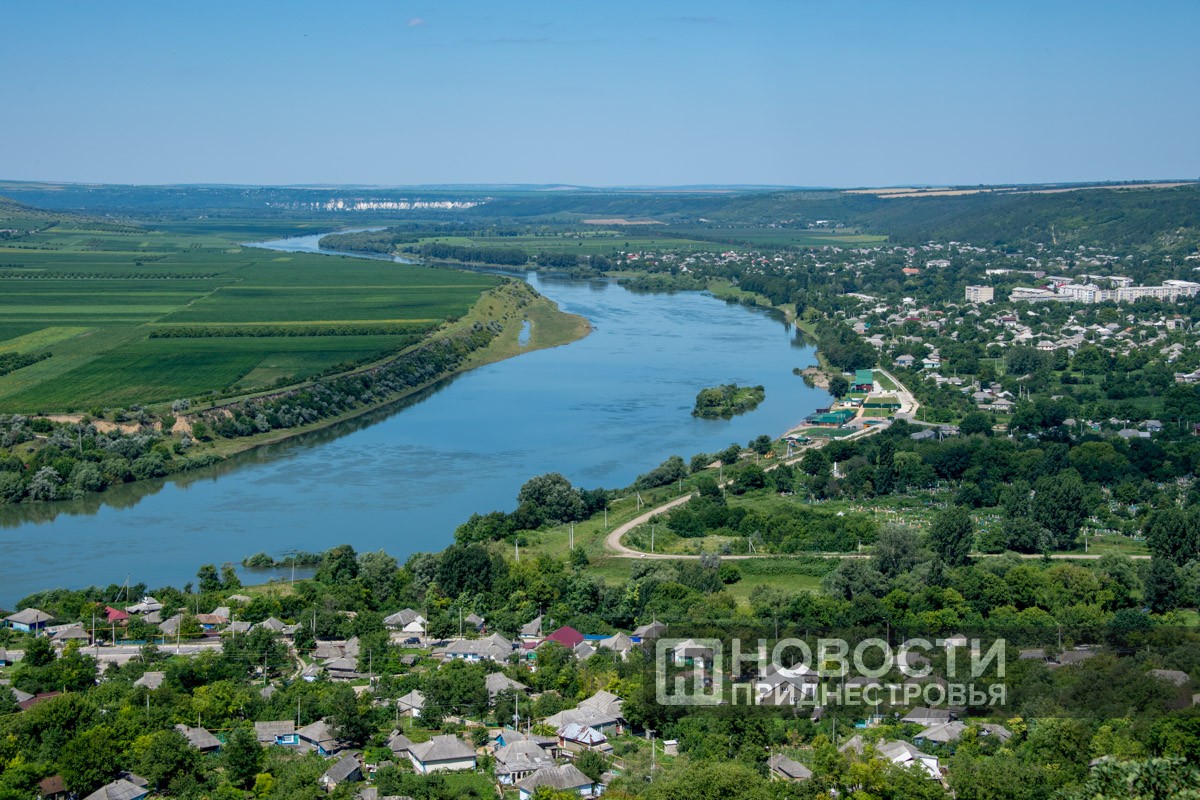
[807,409,857,427]
[853,369,875,391]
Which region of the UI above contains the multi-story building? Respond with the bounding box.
[965,285,994,303]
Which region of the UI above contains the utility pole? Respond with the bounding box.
[569,524,574,550]
[604,503,608,529]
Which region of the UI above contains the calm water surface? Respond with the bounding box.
[0,233,830,604]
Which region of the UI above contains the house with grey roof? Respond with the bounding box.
[494,739,556,784]
[485,671,529,701]
[82,778,149,800]
[320,753,363,789]
[543,705,621,735]
[175,724,221,753]
[631,620,666,642]
[255,720,298,747]
[516,764,595,800]
[384,608,426,640]
[556,722,611,755]
[408,734,477,774]
[133,671,165,690]
[768,752,813,781]
[395,689,425,718]
[5,608,52,634]
[323,656,362,682]
[386,730,416,759]
[839,735,940,779]
[437,633,513,663]
[519,615,545,641]
[596,632,635,659]
[1149,669,1191,687]
[297,719,347,756]
[902,707,953,725]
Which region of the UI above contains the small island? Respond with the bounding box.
[692,383,766,418]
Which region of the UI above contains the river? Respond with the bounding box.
[0,233,831,605]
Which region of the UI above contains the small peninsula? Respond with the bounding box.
[692,383,766,418]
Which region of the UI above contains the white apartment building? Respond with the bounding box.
[965,285,994,303]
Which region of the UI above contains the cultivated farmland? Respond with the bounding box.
[0,208,500,411]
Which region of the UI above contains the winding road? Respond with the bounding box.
[602,367,1148,562]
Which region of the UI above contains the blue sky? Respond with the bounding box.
[2,1,1197,187]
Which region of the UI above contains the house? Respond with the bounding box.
[134,671,166,690]
[494,739,556,784]
[596,632,635,659]
[386,730,415,760]
[82,778,149,800]
[1149,669,1191,687]
[516,764,596,800]
[631,620,666,642]
[464,613,485,632]
[175,724,221,753]
[485,671,530,701]
[755,663,818,705]
[670,638,714,668]
[543,705,622,736]
[914,721,966,745]
[543,626,585,650]
[894,354,916,368]
[408,734,477,774]
[320,753,363,790]
[578,689,624,721]
[768,753,813,781]
[255,720,298,747]
[395,689,425,718]
[852,369,874,392]
[556,722,611,755]
[125,597,162,615]
[383,608,426,639]
[104,606,130,624]
[17,691,61,711]
[573,640,597,660]
[519,615,546,641]
[37,775,69,800]
[49,624,90,645]
[839,735,940,779]
[902,707,954,725]
[297,719,348,756]
[158,614,183,636]
[494,727,558,751]
[438,633,513,663]
[5,608,52,634]
[322,656,362,682]
[0,648,9,666]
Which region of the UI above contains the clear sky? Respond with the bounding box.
[2,0,1197,187]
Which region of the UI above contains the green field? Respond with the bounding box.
[0,219,501,411]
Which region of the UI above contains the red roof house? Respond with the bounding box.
[105,606,130,624]
[543,626,584,649]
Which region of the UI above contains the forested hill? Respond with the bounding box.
[843,184,1200,250]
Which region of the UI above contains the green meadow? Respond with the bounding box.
[0,218,500,412]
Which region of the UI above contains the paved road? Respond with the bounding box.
[603,369,1147,562]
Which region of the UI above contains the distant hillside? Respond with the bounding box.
[846,184,1200,250]
[2,180,1197,251]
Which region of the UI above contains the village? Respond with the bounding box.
[0,594,1033,799]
